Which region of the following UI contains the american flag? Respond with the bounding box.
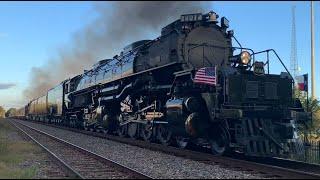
[193,67,216,85]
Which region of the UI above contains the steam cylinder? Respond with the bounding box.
[166,97,210,137]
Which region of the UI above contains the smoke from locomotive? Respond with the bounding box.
[17,9,310,157]
[23,2,208,100]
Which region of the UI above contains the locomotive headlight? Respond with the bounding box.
[240,51,251,65]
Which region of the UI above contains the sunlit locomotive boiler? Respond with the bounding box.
[22,11,310,157]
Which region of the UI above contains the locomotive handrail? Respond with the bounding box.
[186,44,295,89]
[232,35,243,49]
[187,43,213,67]
[117,29,180,60]
[186,43,256,68]
[252,49,294,84]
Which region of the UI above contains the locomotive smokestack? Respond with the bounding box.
[23,2,209,100]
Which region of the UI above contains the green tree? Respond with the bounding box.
[5,108,17,118]
[295,88,320,141]
[0,106,5,118]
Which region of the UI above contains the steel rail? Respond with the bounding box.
[10,119,152,179]
[9,120,83,179]
[14,118,320,179]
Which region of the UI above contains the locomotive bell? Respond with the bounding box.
[253,61,265,75]
[207,11,218,23]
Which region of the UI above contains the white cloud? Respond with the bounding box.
[0,83,16,90]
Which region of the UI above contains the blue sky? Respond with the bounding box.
[0,1,319,110]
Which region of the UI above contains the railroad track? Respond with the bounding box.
[10,119,151,179]
[13,118,320,179]
[244,156,320,177]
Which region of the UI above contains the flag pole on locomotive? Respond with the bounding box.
[296,73,309,144]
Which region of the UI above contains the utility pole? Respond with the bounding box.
[311,1,316,99]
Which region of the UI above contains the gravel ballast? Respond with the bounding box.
[14,119,264,179]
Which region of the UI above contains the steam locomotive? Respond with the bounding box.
[19,11,310,157]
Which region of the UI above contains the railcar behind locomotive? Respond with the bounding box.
[21,11,310,157]
[9,107,25,119]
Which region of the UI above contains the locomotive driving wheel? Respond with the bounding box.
[117,124,127,137]
[175,136,189,149]
[127,123,138,139]
[117,114,127,137]
[140,123,153,142]
[101,113,115,134]
[157,124,172,146]
[210,126,229,155]
[75,113,84,130]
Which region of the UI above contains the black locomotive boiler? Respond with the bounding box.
[22,11,310,157]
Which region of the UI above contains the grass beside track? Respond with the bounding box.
[0,119,38,179]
